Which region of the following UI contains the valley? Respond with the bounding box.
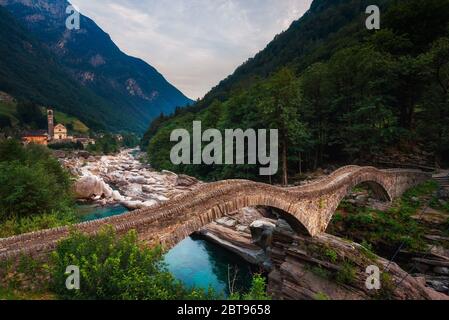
[0,0,448,304]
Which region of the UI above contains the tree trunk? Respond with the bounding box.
[282,141,288,186]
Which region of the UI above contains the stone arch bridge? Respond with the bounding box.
[0,166,430,261]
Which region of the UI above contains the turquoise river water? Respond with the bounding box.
[76,204,253,296]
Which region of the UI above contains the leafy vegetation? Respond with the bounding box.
[0,139,77,236]
[87,134,120,155]
[314,292,330,300]
[50,228,217,300]
[328,181,441,253]
[0,211,77,239]
[1,228,270,301]
[144,0,449,183]
[52,110,89,134]
[229,274,271,300]
[335,262,357,285]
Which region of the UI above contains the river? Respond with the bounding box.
[76,204,253,297]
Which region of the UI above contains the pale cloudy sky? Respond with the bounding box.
[69,0,313,99]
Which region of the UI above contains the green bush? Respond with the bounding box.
[229,274,271,300]
[50,227,217,300]
[0,140,73,220]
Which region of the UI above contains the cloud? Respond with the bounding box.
[69,0,312,99]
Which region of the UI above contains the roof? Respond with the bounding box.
[22,130,48,137]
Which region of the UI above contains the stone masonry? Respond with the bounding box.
[0,166,430,261]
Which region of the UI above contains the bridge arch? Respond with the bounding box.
[157,175,396,249]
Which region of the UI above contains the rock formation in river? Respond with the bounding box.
[62,149,200,209]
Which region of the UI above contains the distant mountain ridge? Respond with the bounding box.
[194,0,389,111]
[0,0,193,132]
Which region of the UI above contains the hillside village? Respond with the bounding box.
[21,109,96,148]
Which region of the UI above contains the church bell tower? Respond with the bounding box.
[47,109,54,140]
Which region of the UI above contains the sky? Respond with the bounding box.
[69,0,313,100]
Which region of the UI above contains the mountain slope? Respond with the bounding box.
[0,6,118,131]
[0,0,192,132]
[194,0,389,111]
[142,0,386,141]
[143,0,449,181]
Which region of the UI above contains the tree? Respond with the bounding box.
[300,63,332,169]
[259,68,307,185]
[421,37,449,165]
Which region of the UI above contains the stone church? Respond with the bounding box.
[47,109,68,141]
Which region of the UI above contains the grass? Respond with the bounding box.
[324,248,338,263]
[0,287,55,300]
[374,273,396,300]
[314,292,331,300]
[335,262,357,285]
[53,110,89,133]
[359,240,377,261]
[308,265,332,279]
[0,101,89,134]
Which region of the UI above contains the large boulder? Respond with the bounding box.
[74,175,113,200]
[250,219,276,249]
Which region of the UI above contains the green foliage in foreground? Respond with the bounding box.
[0,140,74,221]
[50,228,205,300]
[229,274,270,301]
[50,227,270,300]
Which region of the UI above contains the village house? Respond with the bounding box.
[75,137,96,148]
[21,108,95,147]
[21,130,48,146]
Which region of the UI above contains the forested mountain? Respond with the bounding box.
[143,0,449,183]
[0,6,111,131]
[0,0,192,132]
